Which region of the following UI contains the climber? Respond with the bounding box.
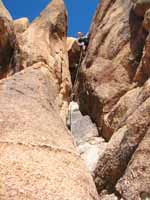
[77,32,89,51]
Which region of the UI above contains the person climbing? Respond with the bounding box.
[77,32,89,51]
[66,33,89,130]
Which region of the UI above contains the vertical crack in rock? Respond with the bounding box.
[0,16,16,79]
[76,0,150,198]
[0,0,150,199]
[129,7,148,78]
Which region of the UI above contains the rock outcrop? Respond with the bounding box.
[134,31,150,83]
[14,17,29,34]
[77,0,150,198]
[0,0,15,79]
[78,0,136,138]
[12,0,71,120]
[67,101,107,173]
[0,17,16,79]
[116,128,150,199]
[0,0,12,20]
[67,37,80,84]
[132,0,150,17]
[0,67,99,200]
[143,8,150,30]
[0,0,99,199]
[1,0,150,199]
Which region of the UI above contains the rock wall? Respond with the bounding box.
[67,37,80,84]
[0,1,16,79]
[1,0,150,199]
[14,18,29,34]
[13,0,71,120]
[78,0,150,198]
[0,0,99,199]
[0,0,12,20]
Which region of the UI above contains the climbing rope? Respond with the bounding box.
[68,49,84,132]
[70,49,83,101]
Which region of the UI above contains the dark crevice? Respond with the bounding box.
[0,17,16,79]
[76,72,104,134]
[129,8,148,79]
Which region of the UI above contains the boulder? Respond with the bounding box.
[134,33,150,83]
[100,194,118,200]
[94,79,150,194]
[0,0,12,20]
[143,8,150,30]
[116,128,150,200]
[67,37,81,84]
[0,16,16,79]
[78,137,107,174]
[13,0,71,121]
[14,17,29,33]
[77,0,150,197]
[132,0,150,17]
[0,66,99,200]
[67,101,107,173]
[67,37,80,65]
[77,0,148,138]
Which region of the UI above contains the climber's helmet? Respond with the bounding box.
[77,32,83,38]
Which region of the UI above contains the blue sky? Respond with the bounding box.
[3,0,99,37]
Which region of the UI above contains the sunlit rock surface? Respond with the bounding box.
[77,0,150,198]
[0,0,99,199]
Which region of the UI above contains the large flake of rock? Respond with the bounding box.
[100,194,118,200]
[14,0,71,121]
[143,8,150,30]
[14,17,29,34]
[0,0,12,20]
[134,6,150,85]
[134,33,150,83]
[0,1,17,79]
[132,0,150,17]
[0,67,99,200]
[67,37,80,84]
[77,0,150,198]
[0,16,16,79]
[78,0,148,139]
[94,79,150,194]
[0,0,99,199]
[67,101,107,173]
[116,128,150,199]
[67,37,80,68]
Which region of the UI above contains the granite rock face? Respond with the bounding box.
[78,0,136,138]
[1,0,150,199]
[67,37,81,84]
[143,8,150,30]
[67,101,107,173]
[0,17,16,79]
[0,0,99,199]
[116,128,150,200]
[0,1,16,79]
[132,0,150,17]
[134,32,150,83]
[77,0,150,198]
[0,0,12,20]
[0,66,99,200]
[14,17,29,34]
[13,0,71,121]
